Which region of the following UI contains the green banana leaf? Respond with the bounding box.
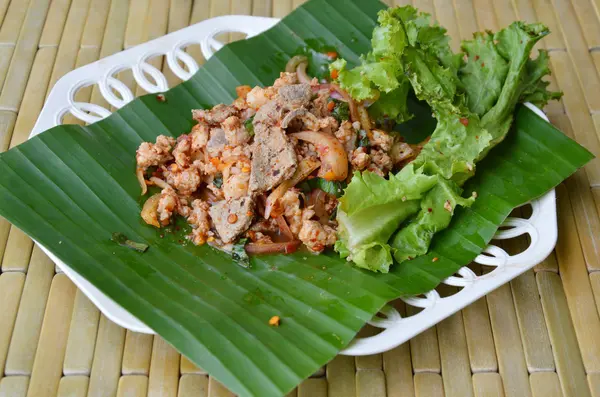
[0,0,593,395]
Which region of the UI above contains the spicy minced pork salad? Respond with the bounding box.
[135,6,561,272]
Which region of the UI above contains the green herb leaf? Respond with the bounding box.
[244,115,255,136]
[231,238,250,268]
[213,175,223,188]
[358,130,370,148]
[307,178,346,198]
[330,99,349,122]
[111,232,149,253]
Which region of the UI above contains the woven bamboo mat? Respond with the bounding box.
[0,0,599,396]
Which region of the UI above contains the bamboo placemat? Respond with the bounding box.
[0,0,599,396]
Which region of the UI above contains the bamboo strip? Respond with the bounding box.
[530,0,565,50]
[534,250,559,273]
[589,373,600,397]
[9,47,57,148]
[253,0,272,16]
[297,378,327,397]
[0,376,29,397]
[38,0,72,48]
[0,0,9,27]
[0,272,25,376]
[555,184,600,372]
[413,0,435,18]
[56,376,89,397]
[286,389,298,397]
[230,0,252,42]
[63,289,101,376]
[161,0,192,88]
[208,377,236,397]
[537,271,592,397]
[549,51,600,187]
[356,354,383,370]
[356,369,386,397]
[87,315,126,397]
[551,114,600,272]
[124,0,150,48]
[80,0,111,48]
[0,0,52,111]
[491,0,517,28]
[0,226,33,272]
[510,270,555,371]
[0,110,16,158]
[433,0,461,51]
[594,188,600,224]
[549,0,600,113]
[567,0,600,49]
[327,355,356,397]
[98,0,129,58]
[180,355,206,375]
[0,46,14,93]
[414,373,444,397]
[452,0,480,40]
[0,0,32,45]
[4,246,54,376]
[407,305,441,373]
[117,375,149,397]
[46,0,93,99]
[272,0,293,18]
[529,372,563,397]
[472,373,506,397]
[383,342,415,397]
[26,274,76,397]
[122,331,153,375]
[461,275,498,372]
[486,284,532,397]
[147,336,180,397]
[472,0,499,31]
[591,272,600,317]
[437,312,473,397]
[178,374,209,397]
[0,217,7,265]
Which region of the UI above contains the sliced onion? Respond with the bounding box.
[136,168,147,195]
[149,177,170,190]
[307,189,329,224]
[329,90,344,100]
[264,158,321,219]
[286,55,308,73]
[290,131,348,181]
[141,193,161,228]
[357,104,372,134]
[245,240,301,255]
[296,62,311,84]
[276,215,294,241]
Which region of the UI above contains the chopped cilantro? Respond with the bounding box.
[232,238,250,268]
[111,232,149,253]
[244,115,255,136]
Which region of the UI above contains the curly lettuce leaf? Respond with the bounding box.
[391,178,475,262]
[335,165,437,272]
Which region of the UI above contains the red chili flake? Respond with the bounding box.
[475,135,479,140]
[481,62,485,67]
[156,94,166,102]
[474,55,480,61]
[175,226,181,231]
[432,257,439,262]
[428,208,433,213]
[330,69,339,80]
[459,117,469,127]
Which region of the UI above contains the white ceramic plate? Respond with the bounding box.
[29,15,557,355]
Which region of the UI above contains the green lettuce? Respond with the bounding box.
[332,6,561,272]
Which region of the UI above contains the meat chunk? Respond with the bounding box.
[273,72,299,89]
[136,135,176,169]
[223,171,250,200]
[369,129,394,152]
[246,86,276,110]
[206,128,227,157]
[209,196,255,243]
[277,83,312,108]
[157,186,180,226]
[222,116,251,145]
[190,122,209,151]
[163,164,202,196]
[187,199,211,245]
[280,189,314,236]
[299,220,337,253]
[192,104,238,125]
[249,126,297,192]
[335,120,357,156]
[253,100,282,126]
[351,147,370,171]
[367,149,393,176]
[172,135,192,167]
